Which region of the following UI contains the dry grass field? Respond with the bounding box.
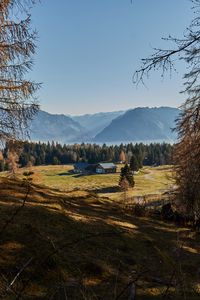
[0,175,199,299]
[9,164,174,202]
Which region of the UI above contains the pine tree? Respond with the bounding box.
[130,155,139,172]
[119,164,135,188]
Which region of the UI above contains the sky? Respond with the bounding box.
[30,0,193,115]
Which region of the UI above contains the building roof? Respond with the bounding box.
[74,162,89,169]
[97,163,116,169]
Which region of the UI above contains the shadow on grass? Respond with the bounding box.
[58,171,72,176]
[94,186,120,194]
[0,178,199,299]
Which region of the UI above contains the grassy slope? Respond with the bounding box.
[12,165,174,201]
[0,175,199,299]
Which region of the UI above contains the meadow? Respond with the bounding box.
[0,169,199,299]
[14,164,174,201]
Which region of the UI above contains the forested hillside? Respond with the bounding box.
[0,142,173,170]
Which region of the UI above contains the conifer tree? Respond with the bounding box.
[119,163,135,188]
[130,154,139,172]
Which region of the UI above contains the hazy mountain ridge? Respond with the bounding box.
[30,107,180,144]
[94,107,180,142]
[30,110,89,143]
[72,111,124,137]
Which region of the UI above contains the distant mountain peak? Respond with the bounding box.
[30,106,180,144]
[94,106,180,143]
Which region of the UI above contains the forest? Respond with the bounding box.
[0,0,200,299]
[0,141,173,171]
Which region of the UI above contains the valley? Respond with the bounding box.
[0,1,199,299]
[12,164,174,201]
[0,165,199,299]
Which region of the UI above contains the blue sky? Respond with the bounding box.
[30,0,193,115]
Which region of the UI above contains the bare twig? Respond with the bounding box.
[115,270,147,300]
[6,257,33,292]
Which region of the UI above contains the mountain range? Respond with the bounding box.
[30,111,89,143]
[94,107,179,142]
[72,111,124,137]
[29,106,180,144]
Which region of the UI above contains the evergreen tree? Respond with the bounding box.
[130,155,139,172]
[16,141,173,168]
[52,156,60,165]
[119,164,135,188]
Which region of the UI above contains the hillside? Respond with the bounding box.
[94,107,180,142]
[72,111,124,138]
[29,107,180,144]
[30,110,89,143]
[14,165,174,201]
[0,169,199,299]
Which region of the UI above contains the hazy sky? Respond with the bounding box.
[30,0,193,115]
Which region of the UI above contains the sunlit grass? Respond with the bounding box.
[0,175,199,299]
[7,164,174,201]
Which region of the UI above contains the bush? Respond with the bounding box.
[132,203,146,217]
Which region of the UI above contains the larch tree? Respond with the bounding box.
[0,0,39,143]
[134,0,200,221]
[119,150,126,163]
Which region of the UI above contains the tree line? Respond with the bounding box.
[0,141,173,171]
